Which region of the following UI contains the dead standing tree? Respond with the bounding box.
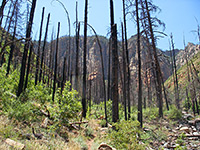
[110,0,119,123]
[35,7,45,85]
[122,0,131,119]
[39,13,50,83]
[82,0,88,118]
[144,0,163,117]
[52,0,71,90]
[52,22,60,102]
[170,33,180,109]
[136,0,143,127]
[17,0,37,97]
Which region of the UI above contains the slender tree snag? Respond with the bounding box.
[1,0,18,66]
[170,34,180,109]
[107,38,111,101]
[121,22,127,120]
[52,22,60,102]
[145,0,163,117]
[111,24,119,123]
[191,60,200,84]
[82,0,88,118]
[75,22,80,91]
[183,35,191,83]
[136,0,142,127]
[190,64,199,115]
[122,0,131,119]
[84,23,108,124]
[24,43,33,90]
[75,1,79,91]
[54,0,71,89]
[39,13,50,83]
[0,0,7,26]
[17,0,37,97]
[6,9,18,75]
[35,7,45,85]
[110,0,119,123]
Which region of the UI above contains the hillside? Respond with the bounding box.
[165,47,200,102]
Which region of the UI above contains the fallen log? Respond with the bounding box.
[5,138,25,150]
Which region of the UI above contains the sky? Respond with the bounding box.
[4,0,200,50]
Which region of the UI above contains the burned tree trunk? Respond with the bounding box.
[39,13,50,83]
[52,22,60,102]
[82,0,88,118]
[122,0,131,119]
[6,9,18,75]
[136,0,142,127]
[144,0,163,118]
[121,22,127,120]
[17,0,37,97]
[170,34,180,109]
[110,0,119,123]
[35,7,45,85]
[24,43,33,90]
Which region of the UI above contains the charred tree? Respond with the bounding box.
[110,0,119,123]
[24,43,33,90]
[6,9,18,75]
[35,7,45,85]
[17,0,37,97]
[52,22,60,102]
[136,0,142,127]
[39,13,50,83]
[0,0,7,25]
[170,33,180,109]
[82,0,88,118]
[144,0,163,117]
[121,23,127,120]
[122,0,131,119]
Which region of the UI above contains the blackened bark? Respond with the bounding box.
[75,1,80,90]
[107,38,111,101]
[24,43,33,90]
[145,0,163,118]
[35,7,45,85]
[121,22,127,120]
[82,0,88,118]
[75,22,80,91]
[39,13,50,83]
[1,0,17,66]
[17,0,37,97]
[111,24,119,123]
[122,0,131,119]
[171,34,180,109]
[136,0,142,128]
[52,22,60,102]
[0,0,7,25]
[6,10,18,75]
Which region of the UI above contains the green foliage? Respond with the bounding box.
[19,83,51,103]
[106,120,145,150]
[0,64,81,130]
[176,132,186,146]
[0,65,19,98]
[73,136,88,150]
[167,105,182,120]
[84,126,94,138]
[51,82,81,126]
[143,107,159,121]
[92,99,124,122]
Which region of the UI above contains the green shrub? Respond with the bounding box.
[106,120,145,150]
[167,105,182,120]
[143,107,159,121]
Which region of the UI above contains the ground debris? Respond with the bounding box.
[5,138,25,150]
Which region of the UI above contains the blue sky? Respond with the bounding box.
[31,0,200,50]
